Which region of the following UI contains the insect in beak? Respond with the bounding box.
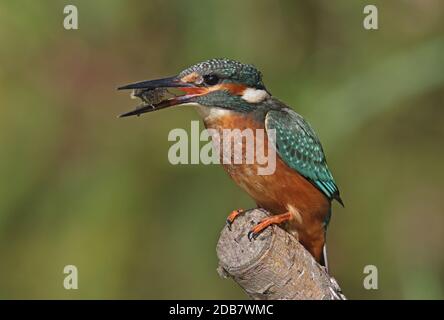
[117,76,201,117]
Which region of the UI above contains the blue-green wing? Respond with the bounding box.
[265,108,342,204]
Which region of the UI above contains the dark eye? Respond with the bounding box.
[203,74,219,86]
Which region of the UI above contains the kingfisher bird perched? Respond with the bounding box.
[118,58,343,267]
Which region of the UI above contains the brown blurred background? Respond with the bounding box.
[0,0,443,299]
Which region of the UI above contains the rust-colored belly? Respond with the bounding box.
[204,111,330,261]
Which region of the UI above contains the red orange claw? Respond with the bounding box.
[248,212,292,241]
[226,209,244,230]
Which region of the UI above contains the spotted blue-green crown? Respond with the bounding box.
[179,58,265,89]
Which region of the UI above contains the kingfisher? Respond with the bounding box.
[118,58,343,267]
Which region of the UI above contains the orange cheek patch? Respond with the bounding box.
[217,83,247,95]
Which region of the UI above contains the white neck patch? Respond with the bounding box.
[241,88,269,103]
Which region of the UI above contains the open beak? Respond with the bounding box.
[117,76,201,118]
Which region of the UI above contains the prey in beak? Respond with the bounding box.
[117,76,202,118]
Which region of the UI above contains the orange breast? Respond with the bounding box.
[204,112,330,260]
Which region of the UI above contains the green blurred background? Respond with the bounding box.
[0,0,443,299]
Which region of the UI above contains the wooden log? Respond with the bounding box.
[216,208,346,300]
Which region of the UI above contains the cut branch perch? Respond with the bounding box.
[216,208,346,300]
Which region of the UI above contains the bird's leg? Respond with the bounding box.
[248,212,293,241]
[226,209,245,230]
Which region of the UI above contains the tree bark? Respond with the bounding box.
[216,208,346,300]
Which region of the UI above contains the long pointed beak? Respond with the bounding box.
[117,76,193,91]
[117,76,200,118]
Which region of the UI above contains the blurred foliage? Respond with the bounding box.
[0,0,443,299]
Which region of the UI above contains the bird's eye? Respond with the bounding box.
[203,74,219,86]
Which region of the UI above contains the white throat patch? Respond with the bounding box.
[241,88,269,103]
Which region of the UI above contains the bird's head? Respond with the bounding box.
[118,58,270,117]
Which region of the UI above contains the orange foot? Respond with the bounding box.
[226,209,244,230]
[248,212,292,241]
